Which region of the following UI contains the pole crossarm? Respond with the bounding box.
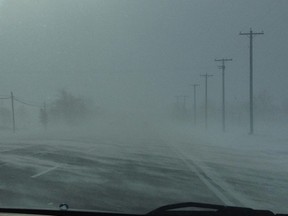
[215,58,233,62]
[239,31,264,36]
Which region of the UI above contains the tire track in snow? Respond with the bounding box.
[31,165,60,178]
[165,141,246,207]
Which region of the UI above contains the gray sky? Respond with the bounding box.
[0,0,287,114]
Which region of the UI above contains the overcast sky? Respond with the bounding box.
[0,0,287,115]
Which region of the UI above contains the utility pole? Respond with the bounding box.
[200,74,213,129]
[215,58,232,132]
[43,102,48,130]
[191,84,199,124]
[10,92,15,133]
[240,28,264,135]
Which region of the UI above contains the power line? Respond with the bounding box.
[0,92,45,133]
[0,97,10,100]
[14,97,42,108]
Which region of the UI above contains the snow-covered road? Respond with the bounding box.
[162,126,288,214]
[0,128,287,214]
[0,137,223,213]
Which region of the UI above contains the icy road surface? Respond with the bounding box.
[0,128,287,214]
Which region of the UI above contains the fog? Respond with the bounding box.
[0,0,287,137]
[1,1,288,213]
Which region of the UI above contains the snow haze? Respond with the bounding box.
[0,0,287,214]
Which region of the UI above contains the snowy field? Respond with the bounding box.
[0,121,287,214]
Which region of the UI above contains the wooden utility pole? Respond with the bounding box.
[200,74,213,129]
[191,84,199,124]
[240,28,264,134]
[215,58,232,132]
[11,92,15,133]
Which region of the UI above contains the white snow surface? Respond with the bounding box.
[0,122,287,214]
[161,123,288,214]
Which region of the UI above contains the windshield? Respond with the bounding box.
[0,0,287,214]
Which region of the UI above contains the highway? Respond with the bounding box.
[0,133,286,214]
